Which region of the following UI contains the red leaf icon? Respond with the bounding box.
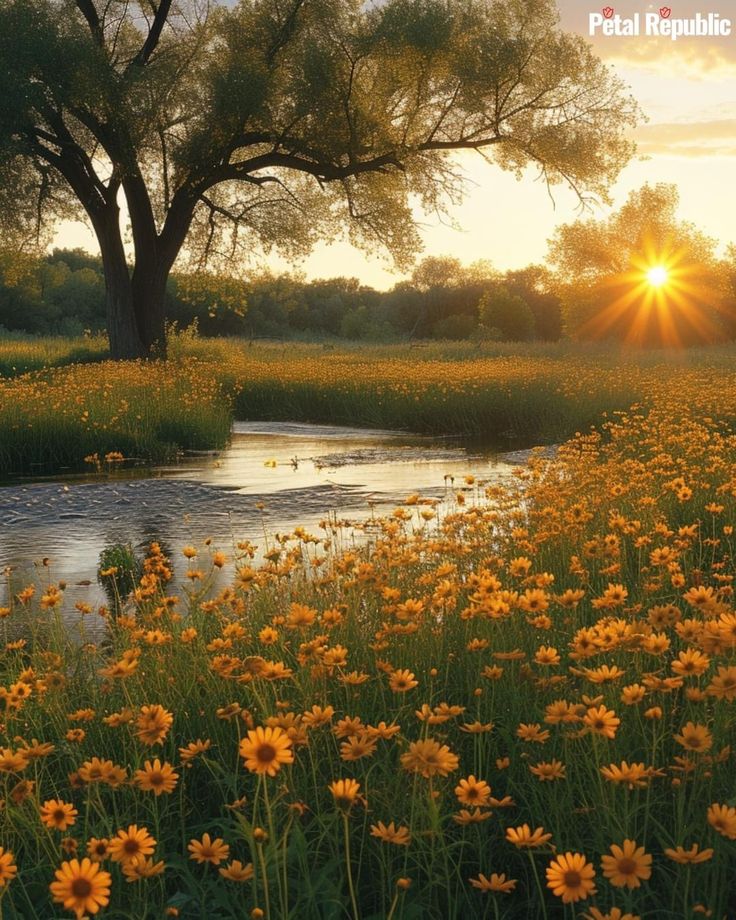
[602,6,614,17]
[659,6,672,17]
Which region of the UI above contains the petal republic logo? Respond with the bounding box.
[590,6,732,38]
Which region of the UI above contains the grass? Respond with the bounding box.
[0,403,735,918]
[4,333,736,476]
[0,333,109,377]
[0,353,232,477]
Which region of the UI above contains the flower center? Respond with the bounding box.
[618,858,637,875]
[71,878,93,898]
[563,870,581,888]
[256,744,276,763]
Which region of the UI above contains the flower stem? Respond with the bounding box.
[343,812,360,920]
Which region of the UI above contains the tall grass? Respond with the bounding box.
[217,339,736,441]
[0,333,109,376]
[0,357,232,476]
[4,334,736,476]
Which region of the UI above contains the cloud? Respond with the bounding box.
[599,40,736,80]
[634,118,736,156]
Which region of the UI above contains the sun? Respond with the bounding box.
[646,265,669,288]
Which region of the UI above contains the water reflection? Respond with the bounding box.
[0,422,513,625]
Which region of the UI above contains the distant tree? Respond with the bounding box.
[46,247,103,274]
[241,272,305,338]
[504,265,562,341]
[407,256,464,335]
[478,285,535,340]
[548,183,731,346]
[411,256,465,293]
[432,313,478,340]
[382,282,425,337]
[1,0,639,358]
[0,248,106,333]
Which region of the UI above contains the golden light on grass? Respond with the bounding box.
[646,265,669,288]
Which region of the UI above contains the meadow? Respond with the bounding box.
[4,333,736,475]
[0,336,735,919]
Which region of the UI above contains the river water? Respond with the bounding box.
[0,421,515,616]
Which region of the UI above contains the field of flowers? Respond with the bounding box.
[5,335,736,475]
[0,353,232,476]
[1,398,735,918]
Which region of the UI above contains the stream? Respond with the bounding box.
[0,421,516,619]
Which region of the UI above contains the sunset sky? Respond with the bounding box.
[55,0,736,288]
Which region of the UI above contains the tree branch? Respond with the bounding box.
[75,0,104,46]
[129,0,173,70]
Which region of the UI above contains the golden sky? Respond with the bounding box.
[56,0,736,288]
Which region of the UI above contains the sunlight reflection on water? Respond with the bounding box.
[0,422,514,630]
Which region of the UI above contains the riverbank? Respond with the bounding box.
[0,422,512,620]
[3,335,736,477]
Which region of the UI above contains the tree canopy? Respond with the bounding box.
[0,0,640,357]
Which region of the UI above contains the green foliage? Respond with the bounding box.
[0,0,640,356]
[431,313,478,340]
[0,248,106,335]
[98,543,143,612]
[478,286,536,341]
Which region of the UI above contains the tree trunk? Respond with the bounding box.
[132,263,170,358]
[94,183,192,360]
[95,213,175,360]
[97,218,146,360]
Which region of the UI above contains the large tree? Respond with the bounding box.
[0,0,639,358]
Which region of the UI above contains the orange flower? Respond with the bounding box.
[370,821,411,846]
[546,852,596,903]
[707,803,736,840]
[0,847,17,889]
[188,833,230,865]
[674,722,713,753]
[583,705,620,739]
[600,840,651,889]
[664,844,714,864]
[134,759,179,795]
[389,669,418,692]
[505,824,552,848]
[400,739,458,777]
[49,858,111,918]
[329,778,362,811]
[219,860,254,882]
[469,872,516,893]
[40,799,78,832]
[109,825,156,864]
[239,726,294,776]
[455,775,491,807]
[135,704,173,745]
